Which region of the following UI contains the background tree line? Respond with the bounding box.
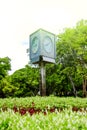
[0,20,87,98]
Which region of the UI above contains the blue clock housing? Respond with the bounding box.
[30,29,56,64]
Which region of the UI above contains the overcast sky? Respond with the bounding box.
[0,0,87,74]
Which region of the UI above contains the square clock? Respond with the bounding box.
[29,29,56,64]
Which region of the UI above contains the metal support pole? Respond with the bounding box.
[39,62,46,96]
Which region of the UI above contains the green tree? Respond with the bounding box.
[56,28,78,96]
[75,20,87,97]
[56,19,87,97]
[0,78,16,97]
[46,64,69,96]
[10,65,39,97]
[0,57,11,97]
[0,57,11,79]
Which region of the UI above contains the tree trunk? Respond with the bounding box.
[68,75,77,97]
[83,78,87,97]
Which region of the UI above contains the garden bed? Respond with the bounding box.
[0,96,87,129]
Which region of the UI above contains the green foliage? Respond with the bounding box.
[0,78,17,98]
[46,64,70,96]
[0,57,11,80]
[10,65,39,97]
[0,57,11,97]
[1,109,87,130]
[0,97,87,129]
[1,96,87,109]
[55,19,87,96]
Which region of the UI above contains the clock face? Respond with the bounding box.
[43,36,53,53]
[32,37,39,53]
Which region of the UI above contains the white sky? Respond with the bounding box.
[0,0,87,74]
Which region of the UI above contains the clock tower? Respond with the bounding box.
[30,29,56,64]
[29,29,56,96]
